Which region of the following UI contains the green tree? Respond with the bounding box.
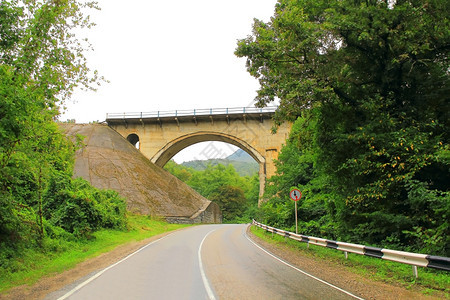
[261,115,334,235]
[237,0,449,255]
[164,160,194,182]
[1,0,102,165]
[209,185,247,222]
[0,0,124,250]
[164,161,259,222]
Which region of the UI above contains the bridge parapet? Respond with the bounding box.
[106,106,277,124]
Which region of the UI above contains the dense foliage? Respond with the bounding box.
[164,161,259,222]
[0,0,126,265]
[236,0,449,256]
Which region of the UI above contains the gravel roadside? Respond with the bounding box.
[247,227,445,300]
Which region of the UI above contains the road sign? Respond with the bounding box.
[289,188,302,234]
[289,189,302,201]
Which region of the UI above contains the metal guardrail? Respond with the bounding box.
[106,106,278,120]
[252,220,450,276]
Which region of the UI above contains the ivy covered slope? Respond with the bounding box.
[236,0,449,256]
[0,0,126,260]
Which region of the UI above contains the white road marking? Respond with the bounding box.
[244,227,365,300]
[56,233,175,300]
[198,229,217,300]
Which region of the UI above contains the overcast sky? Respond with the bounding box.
[62,0,278,163]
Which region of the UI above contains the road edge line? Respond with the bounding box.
[244,225,365,300]
[56,232,176,300]
[198,229,217,300]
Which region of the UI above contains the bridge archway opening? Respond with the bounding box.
[171,141,260,177]
[127,133,140,149]
[172,141,239,163]
[151,131,266,199]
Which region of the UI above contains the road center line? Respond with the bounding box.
[198,228,218,300]
[244,227,365,300]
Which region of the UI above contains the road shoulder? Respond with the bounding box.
[0,230,181,300]
[246,226,443,300]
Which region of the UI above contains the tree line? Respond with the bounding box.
[0,0,127,264]
[235,0,449,256]
[164,161,260,222]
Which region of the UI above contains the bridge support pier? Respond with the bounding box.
[258,163,266,205]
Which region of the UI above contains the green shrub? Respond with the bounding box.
[44,175,127,238]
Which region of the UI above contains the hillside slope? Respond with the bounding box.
[61,124,221,223]
[182,149,259,177]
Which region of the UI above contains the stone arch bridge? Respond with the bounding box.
[106,107,291,201]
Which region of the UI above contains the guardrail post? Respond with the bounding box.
[345,251,348,259]
[413,266,418,278]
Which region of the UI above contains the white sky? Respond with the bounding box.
[62,0,277,163]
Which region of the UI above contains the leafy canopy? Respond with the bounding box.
[0,0,124,257]
[237,0,449,255]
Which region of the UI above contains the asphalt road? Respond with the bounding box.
[53,224,363,300]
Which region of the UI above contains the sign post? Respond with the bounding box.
[289,188,302,234]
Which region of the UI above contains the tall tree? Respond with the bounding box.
[1,0,102,168]
[0,0,105,244]
[236,0,449,255]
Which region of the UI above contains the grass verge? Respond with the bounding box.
[0,214,191,293]
[250,225,449,298]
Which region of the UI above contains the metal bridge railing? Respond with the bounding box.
[106,106,278,120]
[252,220,450,277]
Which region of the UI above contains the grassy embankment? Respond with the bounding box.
[0,215,191,293]
[250,225,449,298]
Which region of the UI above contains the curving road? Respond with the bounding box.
[52,224,363,300]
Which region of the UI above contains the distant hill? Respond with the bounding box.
[226,149,255,163]
[182,149,259,177]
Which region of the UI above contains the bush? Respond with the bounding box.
[44,174,127,238]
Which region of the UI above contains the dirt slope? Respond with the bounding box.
[61,123,221,222]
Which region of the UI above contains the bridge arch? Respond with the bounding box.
[106,106,292,204]
[151,131,266,198]
[151,131,264,166]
